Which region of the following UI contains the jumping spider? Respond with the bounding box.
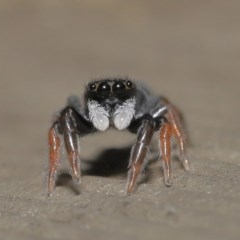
[48,78,190,195]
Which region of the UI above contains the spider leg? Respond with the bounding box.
[163,99,190,171]
[156,98,190,186]
[127,118,155,194]
[48,123,60,195]
[48,105,94,195]
[60,108,81,184]
[159,120,173,186]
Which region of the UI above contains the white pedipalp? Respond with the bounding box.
[113,98,136,130]
[87,100,109,131]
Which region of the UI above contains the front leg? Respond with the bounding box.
[60,108,82,184]
[48,106,94,195]
[127,118,155,194]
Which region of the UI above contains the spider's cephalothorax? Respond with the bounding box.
[48,78,190,195]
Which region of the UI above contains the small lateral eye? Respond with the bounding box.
[126,80,133,88]
[89,83,96,91]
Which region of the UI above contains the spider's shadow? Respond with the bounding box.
[56,146,132,194]
[82,146,131,177]
[55,172,81,195]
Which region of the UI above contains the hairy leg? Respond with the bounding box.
[159,120,172,186]
[162,97,190,171]
[48,123,60,195]
[127,118,155,194]
[47,105,94,195]
[166,106,190,171]
[60,108,81,184]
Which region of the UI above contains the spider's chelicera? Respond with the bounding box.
[48,78,190,195]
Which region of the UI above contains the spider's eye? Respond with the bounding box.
[89,83,97,91]
[98,82,111,96]
[126,81,133,88]
[113,81,126,93]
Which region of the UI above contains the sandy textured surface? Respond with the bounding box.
[1,1,240,239]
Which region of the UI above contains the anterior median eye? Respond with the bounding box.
[98,82,111,96]
[112,81,126,94]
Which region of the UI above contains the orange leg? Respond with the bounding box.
[60,108,82,184]
[159,97,190,186]
[159,121,173,186]
[166,104,190,171]
[63,132,81,184]
[48,123,60,195]
[127,119,155,194]
[127,160,144,194]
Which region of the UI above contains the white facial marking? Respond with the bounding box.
[113,98,136,130]
[87,100,109,131]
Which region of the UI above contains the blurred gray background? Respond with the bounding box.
[0,1,240,240]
